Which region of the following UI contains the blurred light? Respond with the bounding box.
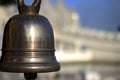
[72,13,79,20]
[30,27,35,42]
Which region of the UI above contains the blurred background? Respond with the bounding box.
[0,0,120,80]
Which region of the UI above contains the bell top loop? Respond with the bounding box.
[17,0,41,15]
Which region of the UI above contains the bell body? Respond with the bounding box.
[0,14,60,73]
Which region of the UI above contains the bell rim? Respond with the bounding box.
[1,49,55,52]
[0,63,60,73]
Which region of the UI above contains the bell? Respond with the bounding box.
[0,0,60,73]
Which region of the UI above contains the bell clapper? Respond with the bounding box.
[24,73,37,80]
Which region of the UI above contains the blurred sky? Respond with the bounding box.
[25,0,120,31]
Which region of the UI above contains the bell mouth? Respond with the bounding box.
[0,50,60,73]
[0,63,60,73]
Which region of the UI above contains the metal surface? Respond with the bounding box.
[0,0,60,73]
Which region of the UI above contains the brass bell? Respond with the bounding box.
[0,0,60,75]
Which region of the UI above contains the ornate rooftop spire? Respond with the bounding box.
[56,0,64,6]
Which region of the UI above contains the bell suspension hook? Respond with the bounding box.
[17,0,42,15]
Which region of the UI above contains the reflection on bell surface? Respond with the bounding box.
[0,0,60,73]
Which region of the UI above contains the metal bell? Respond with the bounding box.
[0,0,60,73]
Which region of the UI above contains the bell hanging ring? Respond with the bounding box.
[0,0,60,73]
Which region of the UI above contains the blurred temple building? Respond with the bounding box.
[0,0,120,63]
[41,0,120,63]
